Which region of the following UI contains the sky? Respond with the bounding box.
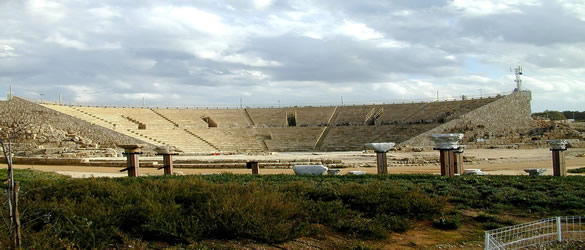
[1,0,584,112]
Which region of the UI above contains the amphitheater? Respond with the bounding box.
[0,90,542,154]
[8,90,536,154]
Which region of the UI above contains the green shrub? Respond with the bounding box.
[432,215,461,230]
[481,222,504,230]
[568,167,585,174]
[474,213,495,222]
[4,170,585,248]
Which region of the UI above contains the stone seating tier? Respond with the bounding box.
[38,96,506,153]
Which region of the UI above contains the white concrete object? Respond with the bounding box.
[463,169,486,175]
[293,165,328,175]
[347,171,366,175]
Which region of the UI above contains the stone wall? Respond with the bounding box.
[0,97,152,156]
[401,91,534,147]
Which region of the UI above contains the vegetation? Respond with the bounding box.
[532,110,567,120]
[1,171,585,248]
[568,167,585,173]
[532,110,585,121]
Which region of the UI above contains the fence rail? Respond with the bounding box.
[485,216,585,249]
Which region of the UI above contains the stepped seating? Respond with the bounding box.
[132,129,216,153]
[150,109,208,128]
[155,109,251,128]
[41,95,506,153]
[294,107,336,126]
[246,108,288,127]
[333,105,377,125]
[122,109,176,129]
[42,105,163,146]
[73,107,139,129]
[318,124,436,151]
[187,128,265,152]
[41,104,114,129]
[258,127,323,151]
[376,103,426,124]
[402,97,502,124]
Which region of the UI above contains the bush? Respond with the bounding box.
[568,167,585,174]
[4,171,585,248]
[432,215,461,230]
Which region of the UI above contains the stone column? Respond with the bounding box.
[549,140,568,176]
[155,147,178,175]
[453,148,464,175]
[118,144,144,177]
[365,143,395,175]
[431,134,464,177]
[247,161,259,175]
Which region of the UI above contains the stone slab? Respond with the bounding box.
[293,165,328,175]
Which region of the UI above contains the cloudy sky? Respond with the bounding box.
[1,0,584,111]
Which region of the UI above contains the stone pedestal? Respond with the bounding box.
[365,142,395,175]
[549,140,568,177]
[157,154,178,175]
[247,161,259,175]
[155,147,178,175]
[118,144,144,177]
[431,134,464,177]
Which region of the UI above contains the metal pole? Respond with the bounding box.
[557,216,562,242]
[484,231,490,250]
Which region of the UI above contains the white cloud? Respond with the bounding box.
[149,6,229,35]
[87,6,121,19]
[450,0,541,16]
[26,0,67,22]
[339,20,384,40]
[1,1,584,111]
[44,33,87,50]
[558,0,585,21]
[0,45,17,58]
[253,0,272,9]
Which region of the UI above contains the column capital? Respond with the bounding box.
[548,139,568,151]
[365,142,395,153]
[118,144,144,154]
[431,133,464,150]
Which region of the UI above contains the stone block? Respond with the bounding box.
[293,165,328,175]
[347,171,366,175]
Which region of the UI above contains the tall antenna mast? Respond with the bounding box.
[511,66,523,91]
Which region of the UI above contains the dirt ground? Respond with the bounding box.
[4,148,585,178]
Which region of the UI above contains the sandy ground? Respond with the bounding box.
[3,148,585,178]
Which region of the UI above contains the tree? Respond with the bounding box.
[532,110,567,120]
